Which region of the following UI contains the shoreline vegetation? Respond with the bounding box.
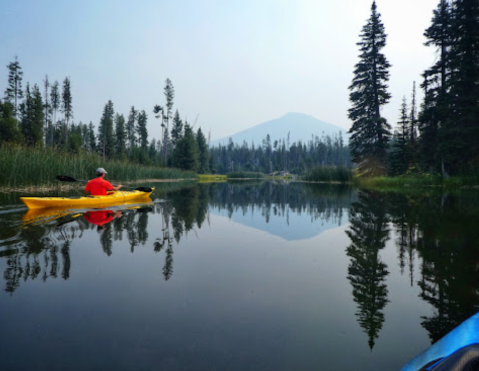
[0,145,196,189]
[3,145,479,193]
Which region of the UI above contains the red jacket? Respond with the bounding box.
[84,177,114,196]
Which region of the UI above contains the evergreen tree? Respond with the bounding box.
[68,122,83,153]
[420,0,452,174]
[348,1,392,176]
[172,123,198,171]
[62,77,73,130]
[30,84,45,147]
[445,0,479,169]
[0,101,22,144]
[196,127,209,174]
[4,56,24,118]
[20,84,44,147]
[389,97,410,175]
[149,138,158,162]
[115,113,127,157]
[50,80,60,147]
[98,100,115,158]
[88,121,96,152]
[43,75,50,146]
[171,109,183,148]
[163,78,175,163]
[408,82,419,169]
[19,83,31,145]
[136,110,148,150]
[127,106,137,156]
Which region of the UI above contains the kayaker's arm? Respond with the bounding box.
[112,184,122,191]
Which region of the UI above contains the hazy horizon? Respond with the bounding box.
[1,0,439,141]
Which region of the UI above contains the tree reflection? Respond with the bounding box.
[383,191,479,344]
[1,182,355,293]
[346,190,390,350]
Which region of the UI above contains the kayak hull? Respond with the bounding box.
[20,189,154,209]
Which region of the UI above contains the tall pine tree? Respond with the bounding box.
[196,127,209,174]
[49,80,60,147]
[127,106,137,157]
[389,97,410,175]
[348,1,392,176]
[446,0,479,169]
[115,113,127,157]
[4,56,24,118]
[420,0,452,174]
[98,100,115,158]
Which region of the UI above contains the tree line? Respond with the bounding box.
[348,0,479,177]
[0,58,210,173]
[209,132,350,175]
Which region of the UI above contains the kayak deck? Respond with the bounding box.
[20,189,154,209]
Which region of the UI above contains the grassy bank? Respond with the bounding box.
[0,146,197,188]
[302,166,352,183]
[197,174,227,183]
[354,174,479,190]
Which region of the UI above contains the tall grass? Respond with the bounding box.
[302,166,352,183]
[227,171,266,179]
[0,145,197,188]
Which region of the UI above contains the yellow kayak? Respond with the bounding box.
[22,200,154,225]
[20,189,154,209]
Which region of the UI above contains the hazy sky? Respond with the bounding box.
[1,0,439,141]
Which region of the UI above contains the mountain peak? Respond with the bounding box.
[210,112,347,147]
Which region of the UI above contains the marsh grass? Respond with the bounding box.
[302,166,352,183]
[0,146,197,188]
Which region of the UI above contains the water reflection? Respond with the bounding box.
[210,182,354,240]
[346,190,479,349]
[2,182,479,358]
[346,191,390,350]
[386,191,479,344]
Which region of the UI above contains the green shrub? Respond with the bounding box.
[302,166,352,183]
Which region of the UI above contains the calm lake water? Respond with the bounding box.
[1,181,478,371]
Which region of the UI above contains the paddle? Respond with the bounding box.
[56,175,153,193]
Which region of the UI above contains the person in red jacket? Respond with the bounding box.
[84,168,122,196]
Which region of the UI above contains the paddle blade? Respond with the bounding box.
[56,175,77,182]
[135,187,153,192]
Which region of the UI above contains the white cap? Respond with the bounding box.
[96,168,107,174]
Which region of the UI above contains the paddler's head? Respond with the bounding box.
[96,168,107,178]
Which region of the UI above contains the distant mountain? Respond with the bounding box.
[210,112,348,147]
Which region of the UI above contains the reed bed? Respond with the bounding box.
[0,146,197,188]
[226,171,266,179]
[302,166,352,183]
